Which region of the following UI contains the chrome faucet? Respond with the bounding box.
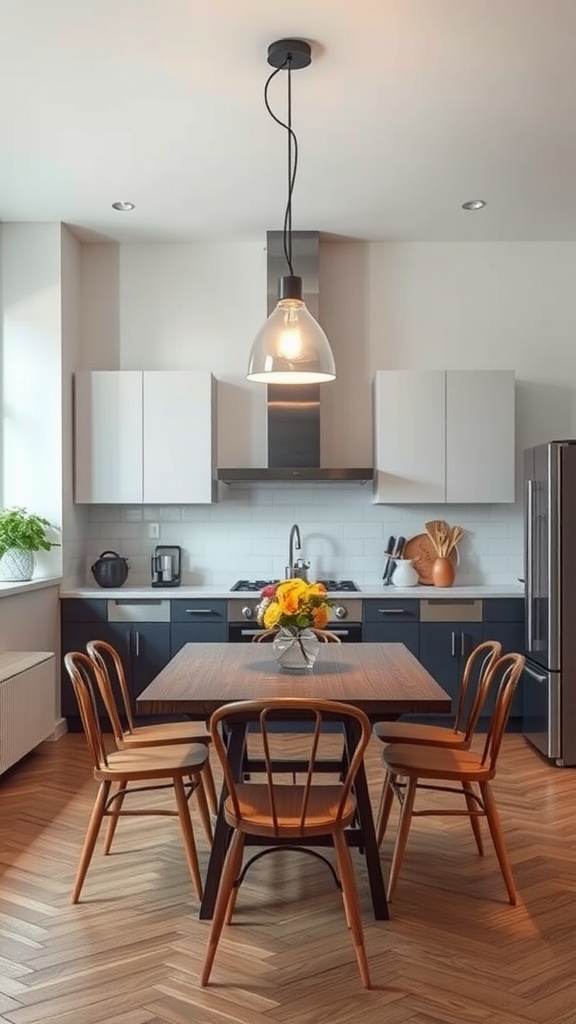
[286,523,302,578]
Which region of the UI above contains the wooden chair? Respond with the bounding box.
[372,639,502,749]
[86,639,218,815]
[252,627,341,643]
[64,651,211,903]
[200,697,373,989]
[377,652,525,904]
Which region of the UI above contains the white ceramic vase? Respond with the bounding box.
[391,558,419,587]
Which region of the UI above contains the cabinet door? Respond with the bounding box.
[419,622,484,712]
[373,370,446,503]
[143,371,216,504]
[130,622,171,701]
[446,370,515,503]
[74,371,143,503]
[61,621,131,721]
[483,619,524,719]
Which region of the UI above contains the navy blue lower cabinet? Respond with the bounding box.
[362,599,419,657]
[419,622,484,713]
[61,608,170,726]
[170,599,227,655]
[483,599,525,722]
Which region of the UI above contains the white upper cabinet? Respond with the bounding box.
[373,369,515,504]
[74,370,217,504]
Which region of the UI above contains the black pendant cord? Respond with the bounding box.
[264,58,299,278]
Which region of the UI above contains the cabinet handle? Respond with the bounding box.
[126,632,131,657]
[451,631,456,657]
[185,608,214,615]
[460,631,466,658]
[134,630,140,657]
[377,608,406,614]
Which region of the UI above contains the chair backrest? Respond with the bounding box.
[63,651,111,770]
[252,629,278,643]
[209,698,371,835]
[86,639,134,742]
[454,639,502,741]
[252,628,341,644]
[476,652,525,771]
[311,629,342,643]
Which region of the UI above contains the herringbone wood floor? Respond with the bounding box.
[1,730,575,1024]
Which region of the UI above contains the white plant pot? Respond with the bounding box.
[0,548,35,582]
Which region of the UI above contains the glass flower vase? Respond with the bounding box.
[271,627,321,671]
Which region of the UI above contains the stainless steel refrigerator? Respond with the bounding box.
[524,440,576,766]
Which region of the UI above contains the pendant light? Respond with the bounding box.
[247,39,336,385]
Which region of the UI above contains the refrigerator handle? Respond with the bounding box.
[524,477,532,651]
[526,478,535,652]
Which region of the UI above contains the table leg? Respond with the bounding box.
[344,719,389,921]
[199,723,246,920]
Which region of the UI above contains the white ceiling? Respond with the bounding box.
[1,0,575,244]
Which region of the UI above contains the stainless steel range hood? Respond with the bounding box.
[217,231,373,484]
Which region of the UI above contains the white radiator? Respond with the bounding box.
[0,652,56,775]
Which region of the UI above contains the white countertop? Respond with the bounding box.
[60,583,524,600]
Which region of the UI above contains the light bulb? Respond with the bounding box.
[247,295,336,385]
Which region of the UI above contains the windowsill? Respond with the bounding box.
[0,576,63,599]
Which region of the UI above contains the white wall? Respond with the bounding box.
[78,237,576,587]
[1,223,63,576]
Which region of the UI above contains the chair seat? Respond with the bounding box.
[224,783,357,837]
[95,741,209,783]
[382,742,495,783]
[373,721,467,748]
[122,722,210,747]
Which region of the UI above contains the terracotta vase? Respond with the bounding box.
[431,556,455,588]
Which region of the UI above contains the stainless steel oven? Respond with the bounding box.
[227,595,363,643]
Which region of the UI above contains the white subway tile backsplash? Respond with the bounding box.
[84,495,523,586]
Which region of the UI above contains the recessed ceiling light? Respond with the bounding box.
[462,199,486,211]
[111,201,135,212]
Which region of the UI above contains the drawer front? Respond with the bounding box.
[363,599,419,624]
[171,599,227,624]
[61,598,107,623]
[171,622,227,655]
[483,598,525,623]
[363,622,419,657]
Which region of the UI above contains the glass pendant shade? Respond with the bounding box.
[247,279,336,385]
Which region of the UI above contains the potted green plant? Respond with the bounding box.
[0,506,60,582]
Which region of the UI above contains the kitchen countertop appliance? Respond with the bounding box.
[151,545,182,588]
[91,550,130,589]
[524,441,576,765]
[228,579,362,642]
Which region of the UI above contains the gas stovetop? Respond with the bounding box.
[230,579,360,593]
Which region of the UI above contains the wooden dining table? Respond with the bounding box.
[137,641,451,921]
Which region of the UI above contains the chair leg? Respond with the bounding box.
[103,781,127,854]
[201,830,245,986]
[480,781,517,905]
[201,758,218,817]
[332,830,371,989]
[387,776,417,902]
[462,781,484,855]
[224,845,244,927]
[72,780,110,903]
[192,772,213,846]
[173,775,203,900]
[376,770,396,848]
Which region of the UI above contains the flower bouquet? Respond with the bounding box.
[256,578,333,669]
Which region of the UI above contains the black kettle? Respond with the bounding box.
[91,550,130,589]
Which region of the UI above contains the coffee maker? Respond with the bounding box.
[151,545,182,588]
